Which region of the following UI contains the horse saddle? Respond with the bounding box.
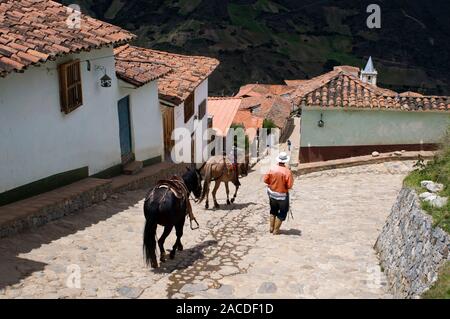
[221,156,235,174]
[145,175,199,230]
[154,176,189,200]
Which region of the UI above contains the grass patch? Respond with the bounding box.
[227,3,269,34]
[422,262,450,299]
[403,129,450,233]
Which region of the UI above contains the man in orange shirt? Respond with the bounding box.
[263,152,294,235]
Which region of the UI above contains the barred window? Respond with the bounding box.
[58,60,83,114]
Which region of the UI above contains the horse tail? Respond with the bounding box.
[199,163,211,203]
[143,199,158,267]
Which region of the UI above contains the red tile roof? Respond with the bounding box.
[400,91,424,97]
[236,84,296,98]
[333,65,360,77]
[0,0,135,77]
[239,95,292,128]
[284,79,308,86]
[232,110,264,143]
[207,97,241,137]
[291,68,450,111]
[115,45,219,105]
[114,46,171,87]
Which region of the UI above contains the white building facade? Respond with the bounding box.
[0,45,165,204]
[172,79,209,163]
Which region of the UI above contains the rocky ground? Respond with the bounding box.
[0,161,415,299]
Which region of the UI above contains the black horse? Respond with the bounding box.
[143,167,202,268]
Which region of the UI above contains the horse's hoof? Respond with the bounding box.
[214,204,220,209]
[226,200,231,205]
[205,203,209,209]
[231,198,235,203]
[150,261,158,269]
[169,250,176,259]
[178,244,184,251]
[160,253,166,263]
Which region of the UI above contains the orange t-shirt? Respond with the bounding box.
[264,165,294,194]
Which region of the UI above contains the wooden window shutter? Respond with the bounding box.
[58,59,83,114]
[184,93,195,123]
[198,99,207,120]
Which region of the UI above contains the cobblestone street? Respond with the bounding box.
[0,161,415,299]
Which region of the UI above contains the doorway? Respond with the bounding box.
[162,106,175,161]
[118,96,133,164]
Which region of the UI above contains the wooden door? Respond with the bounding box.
[163,107,175,158]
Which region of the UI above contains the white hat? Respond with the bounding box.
[276,152,290,164]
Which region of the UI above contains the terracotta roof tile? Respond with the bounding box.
[235,84,296,98]
[114,46,172,87]
[291,67,450,112]
[0,0,135,77]
[207,97,241,137]
[239,95,292,128]
[400,91,424,97]
[114,45,219,105]
[284,79,308,86]
[232,110,264,143]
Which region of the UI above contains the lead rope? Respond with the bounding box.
[287,192,294,221]
[187,191,200,230]
[176,179,200,230]
[288,206,294,221]
[152,177,200,231]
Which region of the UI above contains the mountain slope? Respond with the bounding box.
[63,0,450,96]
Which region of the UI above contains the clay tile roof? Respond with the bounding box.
[235,84,296,98]
[333,65,360,77]
[239,95,292,128]
[114,46,172,87]
[400,91,424,97]
[207,97,241,137]
[0,0,135,78]
[114,45,219,105]
[232,110,264,143]
[292,67,450,112]
[284,79,308,86]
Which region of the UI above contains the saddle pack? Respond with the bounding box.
[146,175,199,229]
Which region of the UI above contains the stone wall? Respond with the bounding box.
[375,188,450,298]
[0,180,112,239]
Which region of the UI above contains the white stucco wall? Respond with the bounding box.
[172,79,209,163]
[300,108,450,147]
[118,80,163,162]
[0,47,123,193]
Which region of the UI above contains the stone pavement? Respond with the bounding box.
[0,161,415,299]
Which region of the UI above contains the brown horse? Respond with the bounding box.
[199,155,249,209]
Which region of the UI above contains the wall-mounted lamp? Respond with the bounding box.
[100,74,112,87]
[95,65,112,88]
[318,113,325,128]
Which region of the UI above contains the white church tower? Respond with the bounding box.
[360,56,378,86]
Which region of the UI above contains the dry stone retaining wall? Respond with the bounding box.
[375,188,450,298]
